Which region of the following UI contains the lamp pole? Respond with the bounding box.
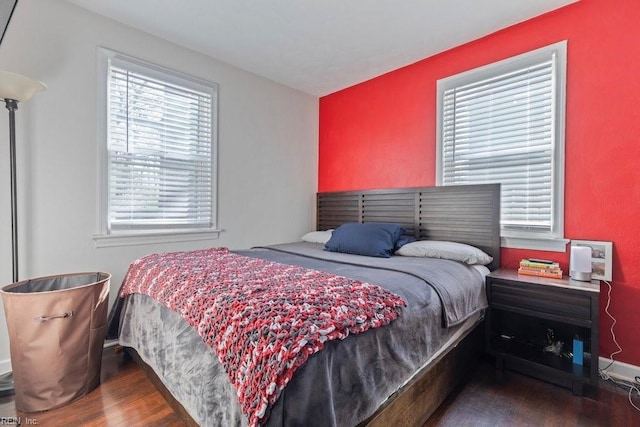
[0,72,45,397]
[5,98,18,282]
[0,71,46,283]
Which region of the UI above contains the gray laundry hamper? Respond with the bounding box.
[0,272,111,412]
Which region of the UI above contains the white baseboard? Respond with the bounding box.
[0,359,11,375]
[104,339,118,348]
[599,356,640,383]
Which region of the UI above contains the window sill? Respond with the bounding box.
[501,236,570,252]
[93,229,222,248]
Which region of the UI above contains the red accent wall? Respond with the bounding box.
[319,0,640,366]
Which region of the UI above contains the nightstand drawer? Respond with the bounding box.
[490,281,592,323]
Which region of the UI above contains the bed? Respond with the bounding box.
[108,183,501,426]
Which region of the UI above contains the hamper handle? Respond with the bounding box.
[35,311,74,322]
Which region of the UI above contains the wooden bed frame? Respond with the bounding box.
[125,183,501,426]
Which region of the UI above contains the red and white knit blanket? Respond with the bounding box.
[120,248,406,426]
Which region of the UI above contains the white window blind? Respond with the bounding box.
[437,41,566,247]
[106,54,217,232]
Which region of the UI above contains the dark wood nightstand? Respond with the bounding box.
[485,269,600,395]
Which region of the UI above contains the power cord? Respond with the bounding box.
[597,280,640,412]
[599,280,622,371]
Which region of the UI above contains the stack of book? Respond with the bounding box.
[518,258,563,279]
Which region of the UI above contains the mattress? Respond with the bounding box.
[112,242,488,426]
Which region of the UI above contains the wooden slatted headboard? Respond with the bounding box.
[317,184,501,271]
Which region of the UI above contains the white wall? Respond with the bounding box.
[0,0,318,372]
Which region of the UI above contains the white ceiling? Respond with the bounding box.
[64,0,577,97]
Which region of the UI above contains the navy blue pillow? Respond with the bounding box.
[395,234,417,251]
[324,222,405,258]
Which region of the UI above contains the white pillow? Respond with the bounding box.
[395,240,493,265]
[300,229,333,244]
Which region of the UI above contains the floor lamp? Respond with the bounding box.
[0,70,46,396]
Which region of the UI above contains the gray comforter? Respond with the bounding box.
[111,242,487,426]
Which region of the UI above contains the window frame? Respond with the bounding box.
[94,48,220,247]
[436,41,569,252]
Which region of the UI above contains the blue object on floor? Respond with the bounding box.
[573,338,584,365]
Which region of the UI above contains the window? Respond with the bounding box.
[436,41,568,251]
[96,49,218,246]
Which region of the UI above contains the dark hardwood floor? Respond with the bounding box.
[0,346,184,426]
[1,348,638,426]
[426,357,640,427]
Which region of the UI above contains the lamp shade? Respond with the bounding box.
[0,70,46,102]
